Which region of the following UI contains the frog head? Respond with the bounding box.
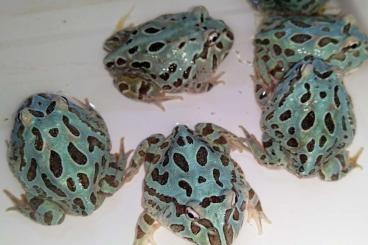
[191,6,234,70]
[327,16,368,72]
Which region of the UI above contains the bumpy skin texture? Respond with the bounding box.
[253,15,368,106]
[103,6,234,109]
[125,124,268,245]
[249,0,327,15]
[243,57,357,181]
[5,93,129,225]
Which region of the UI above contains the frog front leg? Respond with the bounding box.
[319,149,363,181]
[4,190,65,225]
[124,134,166,183]
[113,74,182,111]
[133,212,160,245]
[195,123,248,154]
[99,138,131,195]
[240,126,285,168]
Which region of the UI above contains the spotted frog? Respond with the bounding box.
[243,57,361,181]
[124,124,268,245]
[253,15,368,106]
[248,0,327,15]
[5,93,129,225]
[103,6,234,110]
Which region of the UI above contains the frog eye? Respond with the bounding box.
[185,207,200,220]
[207,31,220,46]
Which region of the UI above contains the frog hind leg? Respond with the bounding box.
[195,123,248,154]
[124,134,166,183]
[100,138,132,195]
[240,126,284,168]
[319,148,363,181]
[114,75,183,111]
[4,190,65,225]
[133,212,160,245]
[245,187,271,234]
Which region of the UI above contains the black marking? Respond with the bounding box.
[173,153,189,172]
[49,128,59,137]
[144,27,160,34]
[301,111,315,130]
[46,101,56,114]
[324,113,335,134]
[28,109,44,117]
[279,110,291,121]
[196,146,208,166]
[68,143,87,165]
[148,42,165,52]
[87,136,105,152]
[213,168,223,187]
[77,172,89,189]
[41,173,66,197]
[290,34,312,43]
[62,116,80,137]
[151,168,169,185]
[128,46,138,54]
[27,158,37,181]
[49,150,63,178]
[32,127,43,151]
[67,178,76,192]
[178,180,192,197]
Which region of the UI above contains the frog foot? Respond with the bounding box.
[150,94,183,111]
[247,204,271,235]
[3,190,29,212]
[239,125,257,150]
[349,148,364,170]
[226,134,249,152]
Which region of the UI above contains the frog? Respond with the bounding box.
[248,0,327,15]
[103,6,234,110]
[4,93,130,225]
[242,56,362,181]
[253,15,368,106]
[124,123,269,245]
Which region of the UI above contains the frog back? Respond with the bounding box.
[262,58,355,175]
[8,94,112,215]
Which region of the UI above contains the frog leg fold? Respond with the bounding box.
[124,134,166,183]
[4,190,65,225]
[319,148,363,181]
[240,126,284,168]
[113,75,183,111]
[133,212,160,245]
[195,123,248,154]
[100,138,132,195]
[186,71,225,93]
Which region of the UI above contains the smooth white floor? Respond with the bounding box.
[0,0,367,244]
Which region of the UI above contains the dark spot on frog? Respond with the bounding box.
[301,111,315,130]
[144,27,161,34]
[318,37,339,47]
[49,128,59,137]
[173,79,183,87]
[31,127,43,151]
[320,91,327,98]
[93,163,99,183]
[67,177,76,192]
[73,197,86,210]
[183,66,192,80]
[87,136,105,152]
[116,57,126,66]
[131,61,151,69]
[307,139,315,152]
[176,136,185,146]
[284,48,295,57]
[148,42,165,52]
[90,192,97,205]
[168,63,177,73]
[160,72,170,81]
[28,109,44,117]
[151,168,169,185]
[274,31,286,39]
[290,34,312,44]
[45,101,56,115]
[173,153,189,172]
[273,44,282,56]
[43,211,53,225]
[191,222,201,234]
[213,168,223,187]
[198,176,206,183]
[287,138,299,147]
[128,46,139,54]
[62,116,80,137]
[68,142,87,165]
[178,180,192,197]
[27,158,38,181]
[41,173,66,197]
[196,146,208,166]
[49,150,63,178]
[186,136,193,144]
[77,173,89,189]
[279,110,292,121]
[170,224,185,233]
[324,113,335,134]
[334,86,341,108]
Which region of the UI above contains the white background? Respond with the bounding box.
[1,0,367,244]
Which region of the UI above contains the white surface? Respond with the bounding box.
[0,0,368,244]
